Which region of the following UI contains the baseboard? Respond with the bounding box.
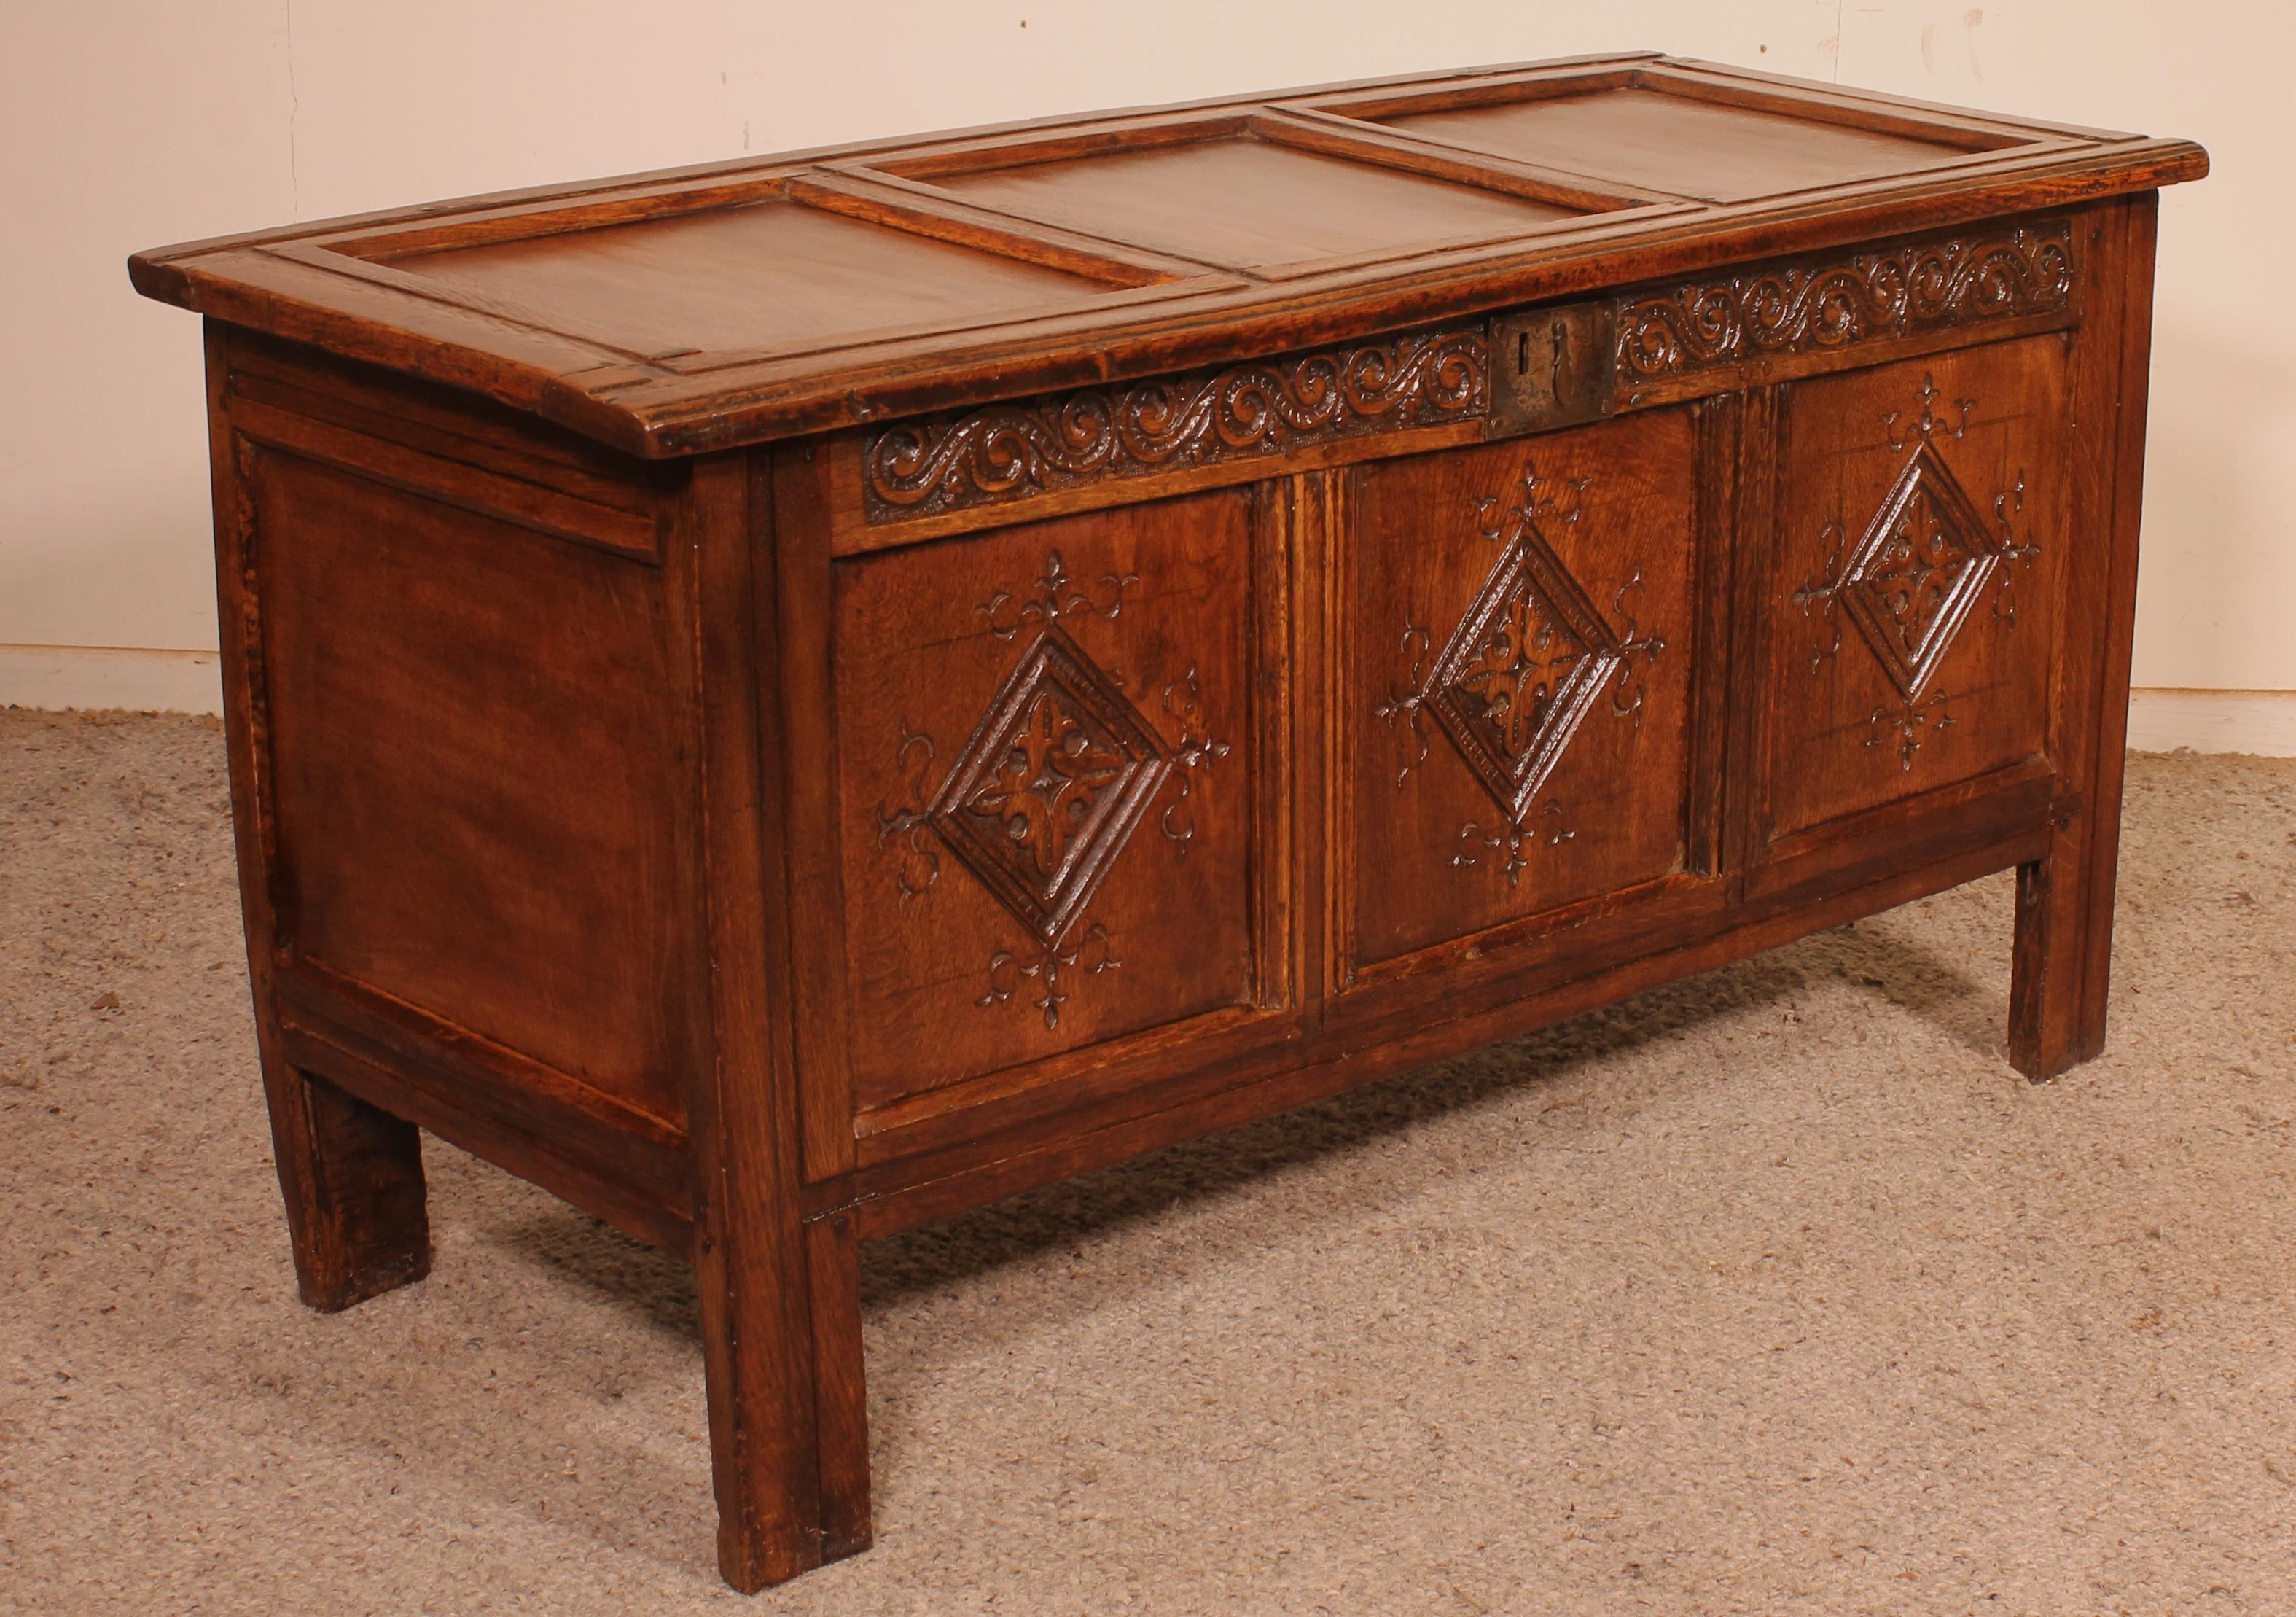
[0,644,223,715]
[2125,688,2296,757]
[2,649,2289,756]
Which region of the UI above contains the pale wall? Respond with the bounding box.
[1,1,2275,692]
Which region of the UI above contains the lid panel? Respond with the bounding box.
[921,137,1587,273]
[1375,87,2007,200]
[388,200,1117,356]
[129,52,2203,456]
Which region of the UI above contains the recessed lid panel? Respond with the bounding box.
[925,138,1585,273]
[388,200,1115,356]
[1375,87,2003,200]
[129,53,2202,456]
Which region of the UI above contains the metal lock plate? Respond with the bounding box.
[1489,303,1616,438]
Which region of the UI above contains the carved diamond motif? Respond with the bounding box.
[927,626,1170,946]
[1426,526,1623,821]
[1838,442,1999,701]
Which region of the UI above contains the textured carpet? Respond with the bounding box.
[4,709,2295,1616]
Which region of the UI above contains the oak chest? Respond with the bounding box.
[129,53,2205,1589]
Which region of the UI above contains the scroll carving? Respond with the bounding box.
[1614,222,2075,391]
[864,327,1488,522]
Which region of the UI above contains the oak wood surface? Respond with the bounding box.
[130,55,2203,456]
[1343,416,1702,970]
[393,198,1126,355]
[201,327,434,1312]
[1376,87,1994,200]
[243,436,692,1132]
[1756,336,2067,846]
[831,488,1265,1109]
[2009,194,2158,1079]
[136,58,2201,1593]
[683,453,870,1589]
[920,135,1585,274]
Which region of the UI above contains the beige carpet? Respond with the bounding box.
[4,708,2295,1615]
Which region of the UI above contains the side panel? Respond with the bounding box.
[214,332,700,1242]
[249,448,690,1130]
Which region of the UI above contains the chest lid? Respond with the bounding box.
[130,52,2202,459]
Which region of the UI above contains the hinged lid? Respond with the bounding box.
[130,53,2203,459]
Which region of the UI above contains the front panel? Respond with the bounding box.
[831,489,1273,1113]
[1341,412,1705,975]
[1754,338,2069,855]
[793,206,2128,1185]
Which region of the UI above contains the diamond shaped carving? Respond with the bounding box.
[1838,441,1999,701]
[1424,526,1623,820]
[927,626,1170,946]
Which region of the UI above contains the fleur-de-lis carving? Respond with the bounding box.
[1991,470,2041,626]
[978,922,1122,1032]
[1374,624,1435,787]
[1454,799,1574,889]
[977,550,1136,640]
[1798,376,2012,726]
[875,725,940,898]
[876,549,1245,1032]
[1473,456,1588,543]
[1794,521,1850,674]
[1881,373,1975,453]
[1606,572,1665,725]
[1450,591,1582,760]
[1157,666,1231,853]
[959,688,1127,880]
[1377,461,1660,895]
[1867,689,1956,771]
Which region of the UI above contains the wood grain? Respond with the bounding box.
[144,61,2200,1590]
[130,55,2205,455]
[1343,416,1701,971]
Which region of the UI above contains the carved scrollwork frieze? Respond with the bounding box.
[862,222,2073,513]
[1613,221,2076,397]
[862,327,1488,523]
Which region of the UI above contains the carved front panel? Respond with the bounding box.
[835,491,1259,1109]
[1345,413,1700,971]
[1760,338,2066,843]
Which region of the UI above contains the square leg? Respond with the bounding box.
[698,1209,872,1590]
[2007,813,2119,1081]
[258,1059,431,1312]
